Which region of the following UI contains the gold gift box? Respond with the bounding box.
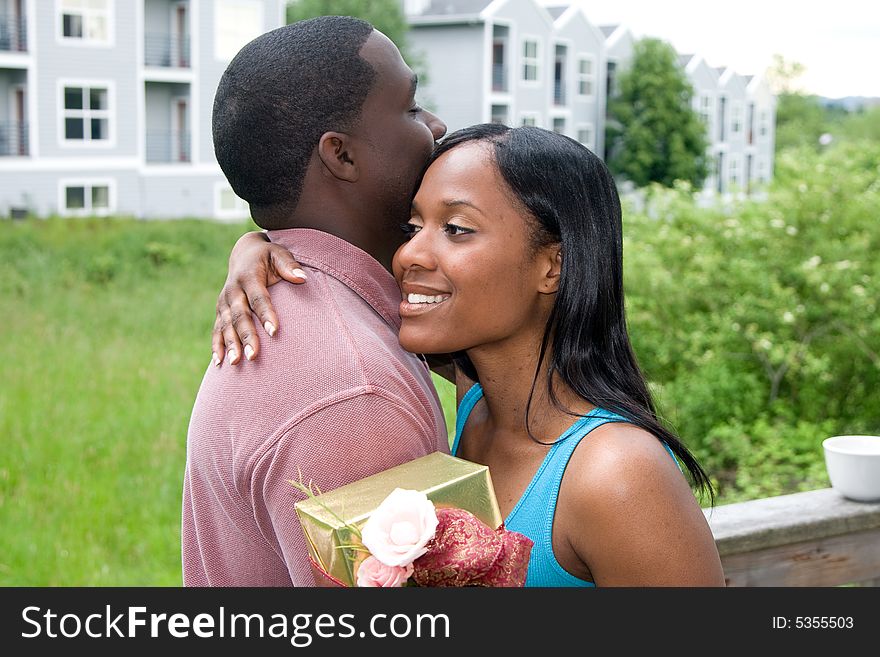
[294,451,503,586]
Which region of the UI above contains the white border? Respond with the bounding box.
[575,122,595,150]
[520,34,541,86]
[55,0,115,48]
[213,0,264,63]
[717,94,728,143]
[550,115,567,135]
[489,102,511,125]
[550,38,572,108]
[213,180,249,221]
[487,18,513,101]
[58,176,116,217]
[57,78,116,149]
[519,111,541,127]
[575,53,596,101]
[190,0,200,164]
[731,100,744,138]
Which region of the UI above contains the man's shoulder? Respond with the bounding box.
[264,272,418,387]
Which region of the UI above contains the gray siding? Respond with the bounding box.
[141,173,224,219]
[0,169,140,217]
[495,0,554,120]
[409,24,484,133]
[35,1,140,157]
[553,10,604,153]
[197,0,284,165]
[0,0,285,220]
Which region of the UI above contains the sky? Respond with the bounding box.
[544,0,879,98]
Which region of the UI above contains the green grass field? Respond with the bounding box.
[0,217,456,585]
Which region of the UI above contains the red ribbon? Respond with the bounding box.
[411,508,533,587]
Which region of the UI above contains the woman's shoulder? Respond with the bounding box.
[563,421,690,515]
[558,422,724,585]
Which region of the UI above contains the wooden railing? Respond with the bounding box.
[703,487,880,586]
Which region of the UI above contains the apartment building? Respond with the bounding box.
[700,64,776,196]
[406,0,776,197]
[404,0,604,155]
[0,0,285,220]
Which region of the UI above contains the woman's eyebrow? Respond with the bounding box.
[411,198,485,216]
[443,199,485,215]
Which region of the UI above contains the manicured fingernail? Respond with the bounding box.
[292,268,307,280]
[244,345,255,361]
[227,349,237,364]
[212,352,221,367]
[264,321,276,336]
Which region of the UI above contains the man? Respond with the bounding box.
[182,17,448,586]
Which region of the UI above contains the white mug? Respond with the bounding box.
[822,435,880,502]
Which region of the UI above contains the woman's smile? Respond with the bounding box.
[398,284,452,317]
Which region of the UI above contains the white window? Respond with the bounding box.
[732,103,743,135]
[759,110,769,138]
[699,94,712,125]
[520,113,540,127]
[758,159,769,183]
[214,182,250,220]
[729,157,739,188]
[490,104,509,124]
[59,0,112,45]
[61,83,111,144]
[552,117,565,134]
[576,55,595,97]
[60,179,114,217]
[215,0,264,61]
[577,124,594,149]
[522,38,539,82]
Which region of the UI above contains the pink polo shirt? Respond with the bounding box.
[181,228,448,586]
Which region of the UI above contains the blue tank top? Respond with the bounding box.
[451,383,680,587]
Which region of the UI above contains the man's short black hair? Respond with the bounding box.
[212,16,376,226]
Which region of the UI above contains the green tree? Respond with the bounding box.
[287,0,411,62]
[624,141,880,501]
[607,38,709,188]
[766,53,805,95]
[774,92,829,152]
[285,1,432,106]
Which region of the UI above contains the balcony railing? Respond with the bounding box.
[553,82,566,106]
[0,14,27,52]
[146,130,191,163]
[144,33,190,68]
[492,63,507,92]
[0,121,28,156]
[704,487,880,586]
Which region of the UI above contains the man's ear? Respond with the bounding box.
[538,246,562,295]
[317,132,359,182]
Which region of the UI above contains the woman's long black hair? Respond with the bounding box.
[424,123,714,504]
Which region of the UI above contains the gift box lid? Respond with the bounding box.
[294,451,503,530]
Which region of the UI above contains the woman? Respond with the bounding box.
[212,125,725,586]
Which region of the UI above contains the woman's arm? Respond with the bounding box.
[212,231,307,366]
[211,232,459,382]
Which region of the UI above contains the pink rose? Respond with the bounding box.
[356,556,414,587]
[360,488,439,567]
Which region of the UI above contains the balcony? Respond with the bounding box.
[705,487,880,586]
[0,120,28,156]
[553,83,566,106]
[0,14,25,52]
[146,130,190,163]
[492,63,507,92]
[144,33,190,68]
